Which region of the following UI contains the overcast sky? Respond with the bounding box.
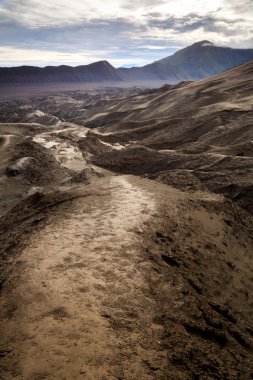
[0,0,252,67]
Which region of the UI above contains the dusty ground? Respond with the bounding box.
[0,173,253,379]
[0,174,158,379]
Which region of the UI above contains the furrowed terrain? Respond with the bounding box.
[0,61,253,379]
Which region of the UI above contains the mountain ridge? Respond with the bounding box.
[1,41,253,84]
[0,60,122,84]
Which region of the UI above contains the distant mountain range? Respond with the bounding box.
[1,41,253,84]
[0,60,122,84]
[119,41,253,81]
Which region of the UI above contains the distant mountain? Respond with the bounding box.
[0,60,122,84]
[1,41,253,84]
[119,41,253,81]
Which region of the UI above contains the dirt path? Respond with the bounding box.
[32,125,88,171]
[0,175,170,380]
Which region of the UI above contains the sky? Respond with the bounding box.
[0,0,252,67]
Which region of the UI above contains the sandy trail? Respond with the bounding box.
[0,175,170,380]
[33,126,88,171]
[1,134,17,147]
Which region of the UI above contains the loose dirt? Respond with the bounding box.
[1,173,253,379]
[0,175,166,379]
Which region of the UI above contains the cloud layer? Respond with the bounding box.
[0,0,252,66]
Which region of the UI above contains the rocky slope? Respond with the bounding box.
[88,61,253,214]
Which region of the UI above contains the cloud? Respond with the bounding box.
[0,0,252,66]
[147,13,245,35]
[0,45,158,67]
[0,0,165,27]
[138,45,170,50]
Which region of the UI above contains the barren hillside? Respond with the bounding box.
[0,62,253,379]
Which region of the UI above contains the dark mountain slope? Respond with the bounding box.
[0,60,123,84]
[119,41,253,81]
[159,41,253,79]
